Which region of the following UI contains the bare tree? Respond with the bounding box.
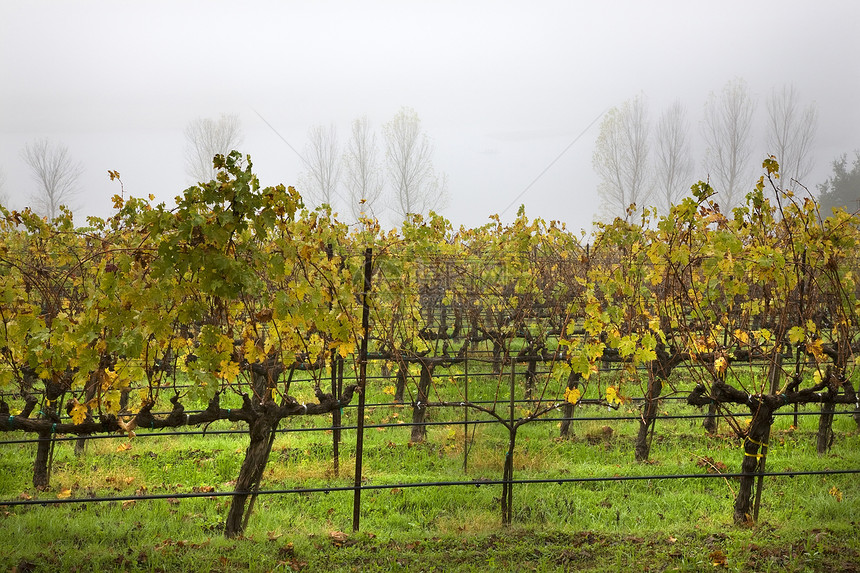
[702,79,756,210]
[765,85,817,187]
[21,138,83,220]
[383,107,448,224]
[593,95,651,220]
[342,116,384,222]
[0,167,8,206]
[653,100,694,214]
[184,113,244,183]
[298,123,342,209]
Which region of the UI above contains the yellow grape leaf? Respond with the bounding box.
[218,359,241,381]
[337,340,355,359]
[57,488,72,499]
[69,401,88,425]
[788,326,806,345]
[382,385,396,396]
[606,386,623,406]
[813,369,824,385]
[710,549,727,567]
[116,442,132,452]
[806,339,825,363]
[714,356,728,374]
[102,389,122,415]
[564,387,581,405]
[829,486,843,502]
[101,368,118,390]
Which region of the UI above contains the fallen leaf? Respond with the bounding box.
[116,442,132,452]
[122,500,136,509]
[710,549,727,567]
[57,488,72,499]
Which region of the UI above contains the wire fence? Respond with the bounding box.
[0,408,855,446]
[4,469,860,508]
[3,387,858,529]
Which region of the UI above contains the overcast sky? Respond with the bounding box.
[2,0,858,233]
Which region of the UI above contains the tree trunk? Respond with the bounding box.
[702,399,719,434]
[733,405,773,524]
[75,371,100,456]
[524,358,536,400]
[559,371,581,438]
[394,362,406,403]
[410,362,433,443]
[634,375,662,462]
[492,340,502,375]
[501,428,517,525]
[816,400,836,454]
[33,381,63,488]
[224,414,277,538]
[33,430,52,488]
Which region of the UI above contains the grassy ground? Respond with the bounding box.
[1,370,859,571]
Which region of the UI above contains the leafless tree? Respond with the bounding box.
[653,100,694,214]
[298,123,342,209]
[184,113,244,183]
[765,85,817,187]
[593,95,651,221]
[342,116,384,222]
[383,107,448,224]
[0,167,8,206]
[21,138,83,220]
[702,79,756,210]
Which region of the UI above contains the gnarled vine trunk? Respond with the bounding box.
[634,376,661,462]
[559,371,581,438]
[410,361,433,443]
[224,410,278,538]
[816,399,836,454]
[734,405,773,524]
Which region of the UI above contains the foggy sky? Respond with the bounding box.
[2,0,858,234]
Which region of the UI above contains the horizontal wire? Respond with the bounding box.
[0,409,852,446]
[3,469,858,508]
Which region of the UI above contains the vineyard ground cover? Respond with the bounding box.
[2,367,859,572]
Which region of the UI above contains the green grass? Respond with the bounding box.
[2,369,860,572]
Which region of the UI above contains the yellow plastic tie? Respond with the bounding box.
[744,452,764,458]
[746,436,768,448]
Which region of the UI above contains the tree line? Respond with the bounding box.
[592,81,848,220]
[185,107,447,226]
[4,83,858,227]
